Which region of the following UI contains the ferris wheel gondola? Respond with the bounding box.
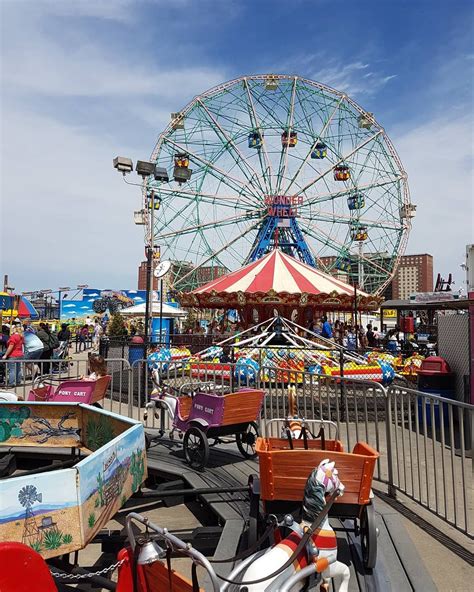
[142,75,413,294]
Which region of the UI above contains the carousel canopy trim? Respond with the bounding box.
[180,250,382,311]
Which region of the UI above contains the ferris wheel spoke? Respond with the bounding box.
[300,175,405,208]
[153,185,257,212]
[301,222,392,279]
[284,95,345,196]
[162,137,261,205]
[275,77,297,195]
[156,211,262,240]
[196,98,267,198]
[294,129,384,198]
[300,222,348,252]
[298,212,402,231]
[152,196,199,237]
[173,219,261,288]
[243,78,274,193]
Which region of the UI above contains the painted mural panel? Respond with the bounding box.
[61,288,147,321]
[0,469,81,559]
[77,423,147,544]
[81,406,135,452]
[0,403,81,448]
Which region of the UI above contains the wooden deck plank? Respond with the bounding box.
[374,511,412,590]
[331,518,365,592]
[382,514,437,592]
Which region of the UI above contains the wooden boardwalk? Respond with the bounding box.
[146,437,437,591]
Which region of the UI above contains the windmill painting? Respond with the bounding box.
[19,485,43,545]
[0,470,79,558]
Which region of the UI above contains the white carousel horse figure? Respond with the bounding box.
[240,459,350,592]
[143,368,178,423]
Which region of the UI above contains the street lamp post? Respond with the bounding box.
[144,191,157,348]
[114,156,169,354]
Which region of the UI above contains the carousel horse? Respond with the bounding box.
[240,459,350,592]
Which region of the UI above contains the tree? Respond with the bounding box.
[108,312,127,337]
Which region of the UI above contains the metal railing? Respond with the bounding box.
[1,357,472,538]
[386,385,472,537]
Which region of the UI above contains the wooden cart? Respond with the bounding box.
[252,419,380,569]
[147,385,265,470]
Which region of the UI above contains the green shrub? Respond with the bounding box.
[62,533,73,545]
[88,513,96,528]
[44,529,63,550]
[30,540,42,553]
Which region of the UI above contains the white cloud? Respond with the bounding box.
[273,53,397,98]
[394,115,473,286]
[0,2,226,291]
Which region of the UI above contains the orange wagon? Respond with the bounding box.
[251,420,380,569]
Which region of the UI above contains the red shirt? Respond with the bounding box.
[7,334,24,358]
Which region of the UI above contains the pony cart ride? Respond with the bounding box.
[27,375,111,405]
[144,378,264,470]
[251,419,380,569]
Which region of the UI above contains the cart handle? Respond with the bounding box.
[265,418,338,439]
[178,381,215,395]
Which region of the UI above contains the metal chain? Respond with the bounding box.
[50,558,125,580]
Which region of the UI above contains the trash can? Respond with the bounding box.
[417,356,455,428]
[128,340,145,366]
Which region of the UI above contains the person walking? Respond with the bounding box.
[366,324,376,348]
[37,323,57,374]
[58,323,71,344]
[2,323,24,386]
[92,319,103,352]
[78,324,89,352]
[23,323,44,378]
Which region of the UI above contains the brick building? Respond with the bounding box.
[315,253,433,299]
[391,253,433,299]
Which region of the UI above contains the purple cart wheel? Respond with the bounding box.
[236,422,259,459]
[183,426,210,470]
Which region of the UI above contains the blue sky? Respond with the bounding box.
[1,0,473,292]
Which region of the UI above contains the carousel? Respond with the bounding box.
[175,250,399,385]
[180,249,380,326]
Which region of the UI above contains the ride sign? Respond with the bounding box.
[265,195,303,217]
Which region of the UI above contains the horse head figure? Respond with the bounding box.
[302,459,344,523]
[238,458,350,592]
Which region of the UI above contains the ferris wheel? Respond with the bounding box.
[144,75,414,294]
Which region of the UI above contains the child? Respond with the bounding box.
[84,354,107,380]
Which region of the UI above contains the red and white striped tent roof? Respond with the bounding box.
[194,249,368,296]
[180,250,381,311]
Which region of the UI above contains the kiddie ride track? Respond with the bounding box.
[0,397,436,591]
[0,406,377,592]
